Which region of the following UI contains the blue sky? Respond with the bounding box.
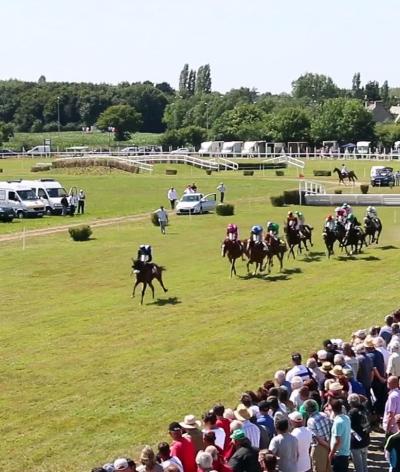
[4,0,398,93]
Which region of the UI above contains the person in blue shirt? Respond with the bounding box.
[257,400,275,440]
[329,399,351,472]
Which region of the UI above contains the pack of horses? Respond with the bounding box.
[323,217,382,258]
[221,224,314,277]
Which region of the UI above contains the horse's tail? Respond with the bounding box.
[158,266,166,272]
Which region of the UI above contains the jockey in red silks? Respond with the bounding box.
[335,206,346,224]
[226,223,239,241]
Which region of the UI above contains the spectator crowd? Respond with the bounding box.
[92,310,400,472]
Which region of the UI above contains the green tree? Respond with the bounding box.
[381,80,390,107]
[365,81,381,101]
[179,125,207,148]
[310,98,375,144]
[292,73,340,102]
[97,105,142,141]
[179,64,189,96]
[187,70,196,96]
[351,72,363,99]
[212,104,267,140]
[195,64,212,95]
[267,107,311,142]
[375,123,400,148]
[0,121,14,146]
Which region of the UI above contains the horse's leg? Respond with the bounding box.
[156,274,168,293]
[140,282,147,305]
[132,280,140,298]
[149,281,155,299]
[230,258,235,278]
[278,253,283,272]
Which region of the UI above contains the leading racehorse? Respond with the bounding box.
[364,217,382,244]
[264,235,287,273]
[221,239,245,277]
[333,167,358,185]
[284,223,308,259]
[131,259,168,304]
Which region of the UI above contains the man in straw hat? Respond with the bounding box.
[180,415,204,453]
[234,404,260,449]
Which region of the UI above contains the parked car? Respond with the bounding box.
[175,193,217,215]
[0,206,14,222]
[170,148,192,155]
[0,149,18,158]
[370,166,395,187]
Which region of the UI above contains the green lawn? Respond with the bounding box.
[1,159,400,471]
[6,131,161,151]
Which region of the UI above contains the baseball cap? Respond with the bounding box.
[288,411,303,423]
[168,421,182,432]
[114,458,129,471]
[230,428,246,440]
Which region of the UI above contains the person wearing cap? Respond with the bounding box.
[268,418,298,472]
[216,183,226,203]
[181,415,204,453]
[138,446,163,472]
[347,394,370,472]
[286,353,312,384]
[77,188,86,214]
[383,377,400,440]
[114,458,130,472]
[303,399,331,472]
[228,428,261,472]
[157,442,184,472]
[328,400,351,472]
[234,404,260,449]
[384,414,400,471]
[169,422,197,472]
[289,411,313,472]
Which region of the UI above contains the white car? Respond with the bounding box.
[175,193,217,214]
[170,148,192,155]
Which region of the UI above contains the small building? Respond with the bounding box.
[390,105,400,123]
[365,100,393,123]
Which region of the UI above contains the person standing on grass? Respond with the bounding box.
[154,206,168,234]
[78,189,86,214]
[217,182,226,203]
[167,187,178,210]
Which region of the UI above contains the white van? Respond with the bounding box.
[221,141,243,156]
[21,179,68,215]
[0,181,45,218]
[356,141,371,155]
[198,141,224,155]
[27,145,51,155]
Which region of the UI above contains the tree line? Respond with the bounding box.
[0,68,399,148]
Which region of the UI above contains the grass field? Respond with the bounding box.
[1,158,400,472]
[6,131,161,151]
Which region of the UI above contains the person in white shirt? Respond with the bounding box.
[216,183,226,203]
[233,404,260,448]
[154,206,168,234]
[286,353,312,383]
[167,188,178,209]
[202,411,226,450]
[289,411,313,472]
[387,342,400,377]
[157,442,183,472]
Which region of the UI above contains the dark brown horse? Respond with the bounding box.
[244,240,268,275]
[333,167,358,185]
[264,236,287,273]
[284,223,308,259]
[364,216,382,244]
[221,239,245,277]
[131,259,168,304]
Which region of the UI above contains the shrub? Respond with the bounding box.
[313,170,332,177]
[270,195,285,207]
[206,170,212,175]
[360,184,369,194]
[216,203,235,216]
[243,170,254,176]
[31,165,51,172]
[151,212,160,226]
[275,170,284,176]
[334,189,342,194]
[166,169,177,175]
[283,189,300,205]
[68,225,92,241]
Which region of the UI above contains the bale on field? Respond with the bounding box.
[68,225,92,241]
[216,203,234,216]
[270,195,285,207]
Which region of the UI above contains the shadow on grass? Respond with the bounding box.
[238,273,290,282]
[148,297,181,306]
[302,251,324,262]
[360,255,381,261]
[282,267,302,274]
[266,274,290,282]
[377,245,398,250]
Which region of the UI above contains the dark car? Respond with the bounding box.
[371,167,395,187]
[0,149,18,158]
[0,207,15,222]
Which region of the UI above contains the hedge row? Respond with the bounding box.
[313,170,332,176]
[270,188,300,207]
[53,158,139,173]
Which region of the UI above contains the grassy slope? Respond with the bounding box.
[1,159,400,471]
[6,131,161,150]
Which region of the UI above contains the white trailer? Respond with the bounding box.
[241,141,266,157]
[221,141,243,156]
[198,141,224,156]
[21,178,68,215]
[356,141,371,155]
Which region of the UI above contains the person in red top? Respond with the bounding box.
[169,422,197,472]
[213,404,231,453]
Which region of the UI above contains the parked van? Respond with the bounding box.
[27,145,51,155]
[0,181,45,218]
[356,141,371,155]
[21,179,68,215]
[221,141,243,156]
[198,141,224,156]
[241,141,266,157]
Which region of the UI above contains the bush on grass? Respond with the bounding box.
[270,195,285,207]
[243,170,254,176]
[334,189,342,194]
[166,169,177,175]
[283,189,300,205]
[275,170,284,176]
[360,184,369,194]
[216,203,234,216]
[313,170,332,177]
[151,212,160,226]
[68,225,92,241]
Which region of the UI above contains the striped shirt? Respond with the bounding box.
[307,412,332,442]
[242,420,261,448]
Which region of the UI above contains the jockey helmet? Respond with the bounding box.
[296,211,303,217]
[227,223,234,230]
[367,206,372,212]
[288,211,293,216]
[347,213,354,221]
[252,225,263,234]
[326,215,333,221]
[342,203,349,208]
[371,206,376,212]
